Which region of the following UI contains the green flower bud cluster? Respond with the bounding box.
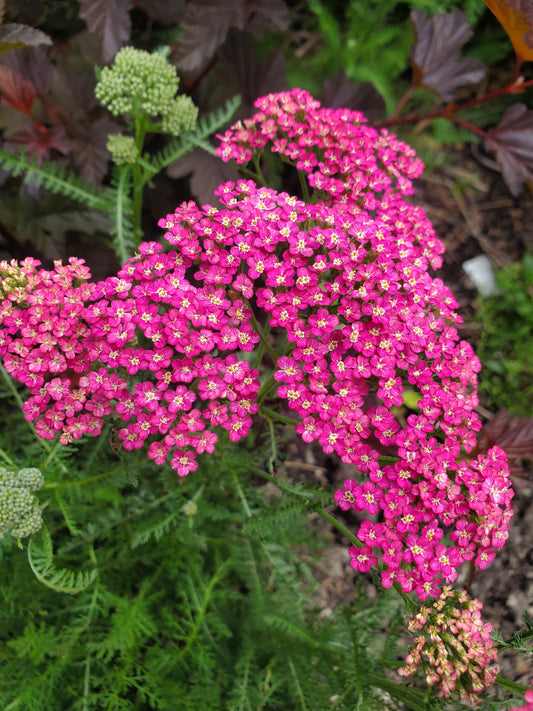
[95,47,198,136]
[161,95,198,136]
[107,134,139,165]
[0,466,44,539]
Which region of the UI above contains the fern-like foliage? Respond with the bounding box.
[0,148,113,213]
[27,526,97,594]
[147,95,241,176]
[108,165,136,263]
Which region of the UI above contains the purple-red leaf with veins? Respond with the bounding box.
[246,0,290,36]
[477,408,533,481]
[0,64,36,113]
[5,124,70,164]
[0,47,54,96]
[79,0,132,63]
[70,116,119,185]
[135,0,186,24]
[167,148,239,206]
[218,30,287,112]
[322,72,386,123]
[410,10,487,102]
[484,103,533,196]
[173,0,247,73]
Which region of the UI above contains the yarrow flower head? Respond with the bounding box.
[398,586,498,705]
[0,89,512,595]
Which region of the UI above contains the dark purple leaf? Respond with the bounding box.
[322,72,386,122]
[410,10,487,102]
[484,104,533,196]
[246,0,290,36]
[135,0,187,24]
[70,116,119,185]
[173,0,289,74]
[173,0,246,73]
[0,23,52,53]
[218,30,287,111]
[167,148,239,206]
[0,104,32,135]
[0,47,53,96]
[48,59,99,125]
[79,0,132,63]
[478,408,533,480]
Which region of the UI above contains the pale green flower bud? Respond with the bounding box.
[95,47,197,136]
[0,466,44,539]
[161,96,199,136]
[107,134,139,165]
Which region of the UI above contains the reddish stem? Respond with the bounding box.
[377,77,533,131]
[510,55,523,84]
[449,116,487,139]
[389,84,415,122]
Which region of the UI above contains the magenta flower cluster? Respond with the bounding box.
[0,89,512,600]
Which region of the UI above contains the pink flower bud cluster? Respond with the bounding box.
[398,586,498,705]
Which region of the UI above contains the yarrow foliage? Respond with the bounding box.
[398,586,498,704]
[0,89,512,600]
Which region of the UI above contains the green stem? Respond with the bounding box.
[288,657,308,711]
[112,166,134,264]
[255,374,277,407]
[0,447,16,467]
[245,301,279,363]
[42,471,110,490]
[174,560,231,662]
[259,407,299,427]
[132,112,148,241]
[230,466,252,518]
[315,507,361,548]
[252,153,268,187]
[296,169,310,203]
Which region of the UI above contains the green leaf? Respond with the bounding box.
[27,526,97,594]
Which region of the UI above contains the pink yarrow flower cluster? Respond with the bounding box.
[214,89,513,598]
[0,257,106,443]
[0,89,512,595]
[511,689,533,711]
[398,587,498,705]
